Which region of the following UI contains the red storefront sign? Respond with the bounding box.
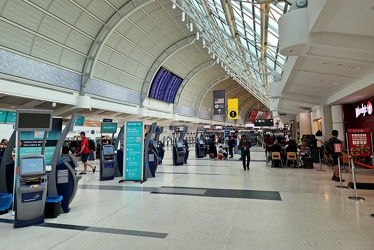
[347,128,372,157]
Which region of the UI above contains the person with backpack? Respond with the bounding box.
[327,130,344,182]
[78,131,96,174]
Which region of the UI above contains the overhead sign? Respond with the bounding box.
[103,118,113,122]
[101,122,117,133]
[355,101,373,118]
[227,98,239,120]
[213,90,226,115]
[123,121,144,181]
[75,116,85,126]
[254,119,274,126]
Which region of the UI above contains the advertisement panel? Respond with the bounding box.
[248,110,258,122]
[123,121,144,181]
[347,128,372,157]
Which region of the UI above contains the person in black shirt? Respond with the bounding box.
[238,134,251,170]
[327,130,344,182]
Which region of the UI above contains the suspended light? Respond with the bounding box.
[221,62,223,67]
[172,3,176,9]
[208,48,211,54]
[196,31,199,40]
[182,12,185,22]
[216,57,219,63]
[212,54,215,59]
[189,22,193,32]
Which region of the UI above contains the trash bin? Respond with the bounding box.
[0,193,12,215]
[45,195,63,218]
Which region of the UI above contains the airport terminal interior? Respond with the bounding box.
[0,0,374,249]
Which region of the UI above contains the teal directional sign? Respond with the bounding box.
[123,121,144,181]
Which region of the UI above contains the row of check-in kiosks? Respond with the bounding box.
[0,113,171,228]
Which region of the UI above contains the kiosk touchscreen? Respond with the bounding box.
[15,155,47,228]
[100,145,116,181]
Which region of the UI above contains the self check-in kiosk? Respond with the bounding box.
[14,109,53,228]
[100,144,116,181]
[15,155,47,228]
[172,126,188,166]
[195,128,207,158]
[99,122,117,181]
[48,114,81,214]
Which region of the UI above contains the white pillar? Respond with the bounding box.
[331,105,344,141]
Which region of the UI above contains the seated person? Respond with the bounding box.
[298,146,309,166]
[218,146,228,160]
[285,139,298,166]
[270,140,284,167]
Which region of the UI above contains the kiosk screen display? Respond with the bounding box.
[20,156,45,176]
[176,142,183,148]
[103,146,114,155]
[199,139,204,145]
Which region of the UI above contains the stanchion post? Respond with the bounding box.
[336,157,349,189]
[317,147,325,172]
[348,159,365,201]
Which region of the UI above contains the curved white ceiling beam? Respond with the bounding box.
[174,59,216,107]
[140,35,196,104]
[80,0,154,93]
[194,74,230,113]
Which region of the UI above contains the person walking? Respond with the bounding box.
[238,134,251,170]
[78,131,96,174]
[327,130,344,182]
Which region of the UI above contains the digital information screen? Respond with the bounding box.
[149,67,183,103]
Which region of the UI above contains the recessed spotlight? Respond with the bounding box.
[329,81,338,85]
[321,61,331,64]
[10,106,15,108]
[350,65,360,69]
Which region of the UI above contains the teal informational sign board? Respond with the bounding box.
[75,116,85,126]
[123,121,143,181]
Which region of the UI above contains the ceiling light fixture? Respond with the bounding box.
[189,22,193,32]
[196,31,199,40]
[182,12,185,22]
[329,81,338,85]
[350,65,360,69]
[172,3,176,9]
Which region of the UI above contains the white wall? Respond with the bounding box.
[0,124,15,141]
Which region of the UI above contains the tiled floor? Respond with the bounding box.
[1,146,374,250]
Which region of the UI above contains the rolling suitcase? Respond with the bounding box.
[304,157,313,168]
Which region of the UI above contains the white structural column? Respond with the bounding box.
[331,105,345,141]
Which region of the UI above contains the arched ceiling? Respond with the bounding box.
[0,0,283,125]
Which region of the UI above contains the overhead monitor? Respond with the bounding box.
[15,109,53,131]
[101,122,118,133]
[19,155,46,177]
[149,67,183,103]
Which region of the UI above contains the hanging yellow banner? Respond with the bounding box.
[227,98,239,120]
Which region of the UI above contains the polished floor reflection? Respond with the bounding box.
[1,146,374,250]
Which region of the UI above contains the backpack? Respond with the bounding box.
[324,138,334,155]
[88,139,95,151]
